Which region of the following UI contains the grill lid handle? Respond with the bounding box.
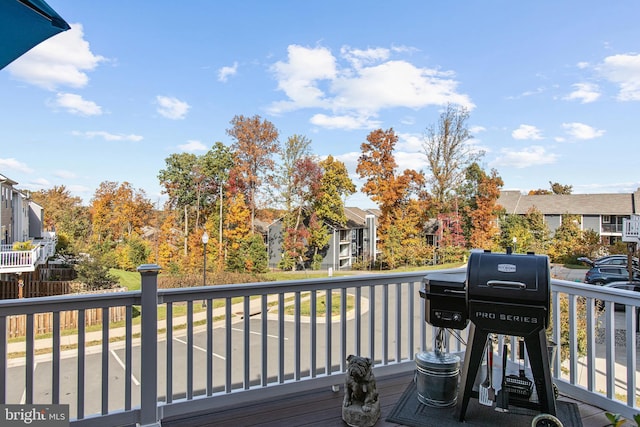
[486,280,527,290]
[444,289,466,294]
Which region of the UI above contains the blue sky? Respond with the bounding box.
[1,1,639,209]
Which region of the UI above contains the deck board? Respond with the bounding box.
[162,371,611,427]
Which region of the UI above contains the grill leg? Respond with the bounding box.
[524,328,557,416]
[456,324,487,422]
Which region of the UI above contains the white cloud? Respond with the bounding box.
[269,45,337,112]
[6,24,106,90]
[340,46,391,69]
[72,130,143,141]
[562,122,605,140]
[310,114,380,130]
[512,124,543,140]
[564,82,600,103]
[53,93,102,116]
[218,62,238,82]
[395,150,429,173]
[54,170,77,179]
[469,125,486,134]
[156,96,190,120]
[490,146,559,169]
[396,132,423,152]
[0,158,33,173]
[598,53,640,101]
[178,140,207,152]
[268,44,473,129]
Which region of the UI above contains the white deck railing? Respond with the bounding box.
[0,266,638,426]
[0,236,57,273]
[623,214,640,243]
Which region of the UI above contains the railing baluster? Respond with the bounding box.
[102,306,110,414]
[408,282,414,360]
[77,308,85,419]
[586,296,597,391]
[0,315,5,403]
[225,297,232,392]
[52,311,60,404]
[325,289,332,375]
[551,291,561,380]
[382,284,389,365]
[278,293,284,383]
[368,285,375,361]
[340,288,346,372]
[244,296,250,389]
[187,300,193,399]
[261,294,267,386]
[604,301,616,398]
[295,291,301,380]
[206,300,213,395]
[625,307,637,407]
[310,291,317,378]
[355,287,361,356]
[25,313,33,404]
[166,302,173,403]
[568,295,577,385]
[125,305,132,411]
[395,282,401,362]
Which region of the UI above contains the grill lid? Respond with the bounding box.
[467,251,550,305]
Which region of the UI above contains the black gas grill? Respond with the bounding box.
[456,250,557,421]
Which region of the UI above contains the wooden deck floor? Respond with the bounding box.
[162,371,613,427]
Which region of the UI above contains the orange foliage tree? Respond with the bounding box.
[357,128,428,269]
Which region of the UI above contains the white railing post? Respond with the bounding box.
[138,264,161,427]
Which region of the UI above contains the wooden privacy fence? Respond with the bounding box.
[0,281,73,300]
[6,289,128,338]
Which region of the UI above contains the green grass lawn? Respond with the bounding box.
[110,268,141,291]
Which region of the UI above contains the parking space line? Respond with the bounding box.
[110,349,140,386]
[173,337,225,360]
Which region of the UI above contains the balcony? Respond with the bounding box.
[0,232,57,274]
[0,265,637,426]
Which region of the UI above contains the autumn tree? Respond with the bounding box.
[156,209,183,273]
[30,185,90,251]
[357,128,428,269]
[460,164,503,250]
[223,192,252,272]
[226,114,280,233]
[90,181,153,263]
[423,104,483,212]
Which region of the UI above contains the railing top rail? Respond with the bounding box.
[157,267,466,302]
[551,277,640,306]
[0,290,140,316]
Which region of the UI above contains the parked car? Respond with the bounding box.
[577,255,639,268]
[584,266,640,285]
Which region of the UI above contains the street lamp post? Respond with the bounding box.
[202,231,209,307]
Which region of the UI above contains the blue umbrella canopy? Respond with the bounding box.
[0,0,70,70]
